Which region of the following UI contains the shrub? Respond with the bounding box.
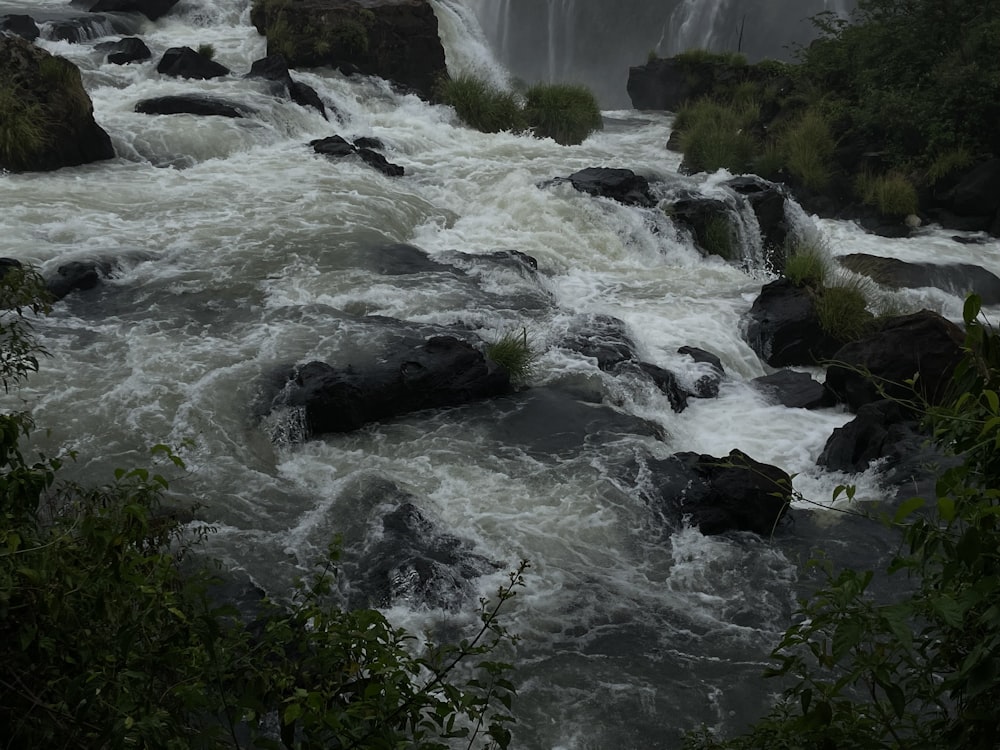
[486,327,536,383]
[686,294,1000,749]
[0,83,48,172]
[437,75,525,134]
[700,214,736,260]
[523,82,603,146]
[676,98,759,173]
[781,109,835,191]
[196,43,216,60]
[855,170,919,217]
[925,146,974,184]
[814,277,875,342]
[782,239,829,288]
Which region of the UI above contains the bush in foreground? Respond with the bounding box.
[0,266,524,749]
[686,294,1000,749]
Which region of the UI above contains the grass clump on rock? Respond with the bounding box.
[782,238,830,288]
[523,82,603,146]
[675,98,758,173]
[781,109,835,192]
[0,83,48,171]
[486,327,536,384]
[855,170,919,217]
[436,75,525,134]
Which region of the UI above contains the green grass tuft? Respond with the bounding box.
[196,43,216,60]
[674,49,747,67]
[437,75,525,134]
[700,214,736,260]
[676,98,759,173]
[815,277,876,342]
[781,109,835,191]
[855,170,919,217]
[783,242,830,288]
[0,83,48,171]
[486,328,536,384]
[523,82,603,146]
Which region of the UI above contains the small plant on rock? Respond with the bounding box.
[486,327,536,384]
[437,75,525,134]
[523,82,603,146]
[782,237,830,288]
[855,170,919,217]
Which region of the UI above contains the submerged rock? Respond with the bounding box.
[135,95,250,118]
[249,0,447,100]
[838,253,1000,305]
[564,167,656,207]
[310,135,404,175]
[639,449,791,536]
[0,38,114,172]
[276,335,511,435]
[45,259,116,301]
[677,346,725,399]
[246,54,328,119]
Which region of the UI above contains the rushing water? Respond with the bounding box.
[3,1,1000,747]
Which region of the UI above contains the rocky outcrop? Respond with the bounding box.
[838,253,1000,304]
[0,38,115,172]
[626,56,759,112]
[135,95,250,118]
[743,279,841,367]
[156,46,230,79]
[752,370,833,410]
[246,54,329,119]
[310,135,405,176]
[563,167,655,207]
[104,37,151,65]
[0,14,39,40]
[639,449,791,536]
[250,0,447,100]
[824,311,965,411]
[275,335,511,435]
[88,0,180,21]
[927,159,1000,235]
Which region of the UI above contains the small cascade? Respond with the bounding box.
[40,15,118,44]
[667,0,733,55]
[431,0,510,87]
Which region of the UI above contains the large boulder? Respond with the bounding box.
[0,14,39,40]
[563,167,655,207]
[752,369,833,410]
[824,311,965,411]
[88,0,180,21]
[156,46,230,79]
[640,449,792,536]
[276,335,511,435]
[744,279,842,367]
[249,0,447,100]
[838,253,1000,305]
[105,37,152,65]
[0,38,114,172]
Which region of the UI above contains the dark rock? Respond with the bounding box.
[353,136,385,151]
[824,311,965,411]
[45,16,117,43]
[45,260,114,300]
[627,56,751,112]
[564,167,655,207]
[106,37,151,65]
[678,346,724,398]
[666,196,737,261]
[363,243,456,275]
[289,80,327,119]
[247,53,293,83]
[947,159,1000,217]
[640,449,791,536]
[563,314,637,371]
[156,46,230,79]
[0,38,114,172]
[310,134,355,156]
[135,95,248,118]
[752,370,833,409]
[249,0,447,100]
[0,14,39,40]
[277,335,511,435]
[744,278,841,367]
[0,257,23,280]
[818,399,914,473]
[838,253,1000,305]
[725,176,788,270]
[89,0,180,21]
[357,147,404,177]
[623,361,689,412]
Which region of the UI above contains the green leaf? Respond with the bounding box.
[893,496,925,523]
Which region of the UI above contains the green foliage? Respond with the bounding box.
[674,49,747,67]
[675,98,759,173]
[486,327,536,384]
[522,82,603,146]
[197,43,216,60]
[0,83,49,171]
[814,278,875,342]
[686,295,1000,749]
[0,267,525,749]
[780,109,835,191]
[699,214,736,260]
[855,171,919,217]
[436,75,526,134]
[925,146,975,184]
[782,240,829,288]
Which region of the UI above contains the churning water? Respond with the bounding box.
[3,1,999,747]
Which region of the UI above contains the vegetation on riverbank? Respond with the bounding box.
[665,0,1000,224]
[0,267,523,748]
[686,293,1000,748]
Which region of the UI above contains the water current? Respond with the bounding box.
[3,1,1000,747]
